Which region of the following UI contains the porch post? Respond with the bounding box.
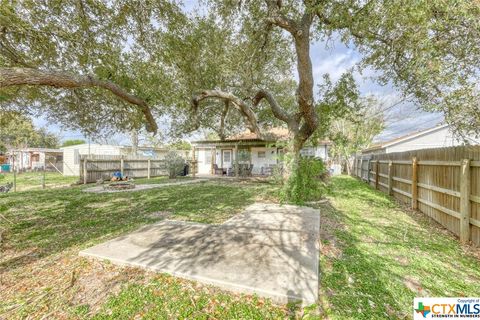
[234,144,239,177]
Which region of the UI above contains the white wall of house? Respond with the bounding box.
[300,145,329,160]
[194,143,330,175]
[250,147,278,174]
[62,144,122,176]
[385,126,473,153]
[195,148,214,175]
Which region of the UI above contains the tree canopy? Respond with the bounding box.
[1,0,478,146]
[0,111,59,150]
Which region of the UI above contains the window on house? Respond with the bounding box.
[223,150,231,162]
[258,151,266,158]
[300,147,314,157]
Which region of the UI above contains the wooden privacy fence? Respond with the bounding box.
[80,155,167,184]
[353,146,480,246]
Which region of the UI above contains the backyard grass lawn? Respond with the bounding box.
[318,176,480,319]
[1,176,479,319]
[0,171,78,191]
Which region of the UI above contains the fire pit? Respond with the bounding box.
[103,181,136,191]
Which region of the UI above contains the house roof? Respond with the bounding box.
[362,123,448,153]
[61,143,168,151]
[226,127,291,141]
[194,127,330,145]
[8,148,63,153]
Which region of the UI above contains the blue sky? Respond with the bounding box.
[33,1,443,145]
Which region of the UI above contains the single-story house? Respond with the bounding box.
[7,148,63,172]
[192,128,330,176]
[362,124,479,155]
[61,143,170,176]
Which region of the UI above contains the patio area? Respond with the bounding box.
[80,203,320,305]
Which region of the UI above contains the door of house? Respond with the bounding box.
[222,149,232,168]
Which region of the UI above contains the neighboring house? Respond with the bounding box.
[7,148,63,172]
[362,124,479,155]
[192,128,330,176]
[61,144,170,176]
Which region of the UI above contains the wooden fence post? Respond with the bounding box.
[375,160,379,189]
[359,158,363,178]
[459,159,471,242]
[120,157,124,176]
[366,159,371,183]
[147,159,151,179]
[411,156,418,210]
[388,160,393,195]
[83,158,88,185]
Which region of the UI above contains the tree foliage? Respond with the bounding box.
[1,0,478,147]
[0,111,59,149]
[61,139,86,147]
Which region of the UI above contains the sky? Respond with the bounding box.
[32,0,444,146]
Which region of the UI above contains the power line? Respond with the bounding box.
[379,116,444,140]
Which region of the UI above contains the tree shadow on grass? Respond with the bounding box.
[318,176,480,319]
[0,182,270,274]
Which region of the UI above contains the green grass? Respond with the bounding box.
[1,175,479,319]
[0,179,284,319]
[91,274,288,319]
[0,171,78,191]
[318,176,480,319]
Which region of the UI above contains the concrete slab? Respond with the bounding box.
[83,179,208,193]
[79,203,320,305]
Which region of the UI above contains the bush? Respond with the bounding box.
[164,151,185,179]
[280,157,326,204]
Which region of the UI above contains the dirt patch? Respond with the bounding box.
[70,259,151,314]
[394,255,410,266]
[148,211,172,219]
[403,276,428,296]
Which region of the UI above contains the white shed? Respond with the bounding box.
[61,144,122,176]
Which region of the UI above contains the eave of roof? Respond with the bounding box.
[364,123,448,152]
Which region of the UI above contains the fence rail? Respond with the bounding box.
[353,146,480,246]
[80,155,167,183]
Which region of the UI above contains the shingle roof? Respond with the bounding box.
[226,127,291,141]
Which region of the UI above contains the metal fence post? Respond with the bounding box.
[459,159,471,242]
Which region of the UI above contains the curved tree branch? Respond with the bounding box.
[219,100,230,140]
[252,89,291,123]
[0,67,158,133]
[192,89,262,138]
